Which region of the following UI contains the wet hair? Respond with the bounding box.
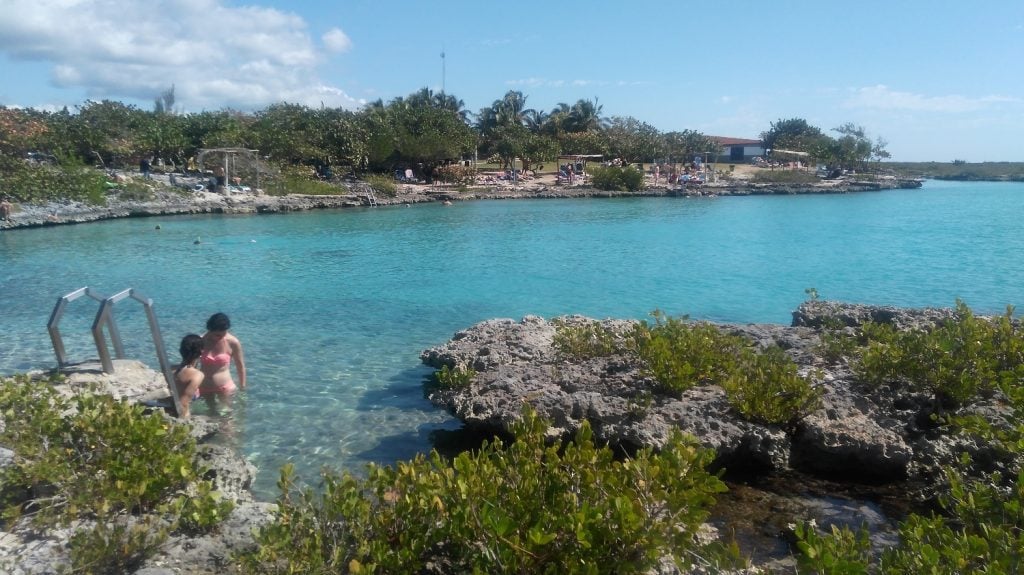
[206,312,231,332]
[179,334,203,364]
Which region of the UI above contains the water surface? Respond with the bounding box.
[2,180,1022,497]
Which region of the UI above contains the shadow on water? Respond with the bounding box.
[349,366,466,465]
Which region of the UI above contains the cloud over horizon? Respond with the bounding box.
[845,85,1019,114]
[0,0,360,110]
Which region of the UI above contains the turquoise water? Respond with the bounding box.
[2,179,1023,498]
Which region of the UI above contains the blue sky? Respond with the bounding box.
[1,0,1022,161]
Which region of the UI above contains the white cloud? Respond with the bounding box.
[322,28,352,53]
[845,85,1019,113]
[0,0,360,110]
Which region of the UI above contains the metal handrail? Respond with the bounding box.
[49,287,181,416]
[48,287,110,368]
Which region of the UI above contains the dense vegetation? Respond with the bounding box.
[2,301,1023,572]
[795,302,1024,573]
[1,89,899,205]
[0,374,233,573]
[239,407,729,574]
[553,312,823,428]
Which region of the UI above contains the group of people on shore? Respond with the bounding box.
[172,312,246,418]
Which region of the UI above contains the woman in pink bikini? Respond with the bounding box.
[199,312,246,412]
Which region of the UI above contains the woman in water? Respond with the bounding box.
[174,334,204,418]
[199,312,246,412]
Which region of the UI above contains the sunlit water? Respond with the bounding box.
[2,180,1022,499]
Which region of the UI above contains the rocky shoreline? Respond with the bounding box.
[420,301,1015,493]
[3,300,1015,573]
[0,174,922,231]
[0,361,275,575]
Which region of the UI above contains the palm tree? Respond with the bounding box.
[476,90,529,136]
[565,98,607,133]
[522,109,549,134]
[495,90,528,127]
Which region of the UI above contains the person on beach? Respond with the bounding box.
[199,312,246,412]
[0,196,11,221]
[174,334,205,418]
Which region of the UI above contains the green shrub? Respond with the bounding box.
[793,519,873,575]
[0,375,230,537]
[792,301,1024,573]
[722,346,822,428]
[794,464,1024,574]
[589,165,645,192]
[879,465,1024,573]
[239,407,726,574]
[626,311,820,426]
[628,311,745,396]
[364,173,397,197]
[814,318,859,365]
[165,479,236,535]
[854,301,1024,408]
[432,364,476,390]
[0,153,107,204]
[552,318,620,359]
[68,517,168,575]
[263,166,341,196]
[433,164,475,186]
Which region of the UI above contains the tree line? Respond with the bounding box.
[0,86,887,185]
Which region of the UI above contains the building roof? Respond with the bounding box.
[710,136,762,147]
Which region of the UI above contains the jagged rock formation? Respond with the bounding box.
[421,302,1017,489]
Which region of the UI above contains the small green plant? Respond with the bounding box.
[0,374,232,568]
[722,346,822,428]
[239,406,726,574]
[627,390,654,420]
[433,364,476,390]
[815,318,858,364]
[68,517,168,575]
[165,480,236,535]
[628,311,744,396]
[805,287,820,301]
[793,519,873,575]
[552,318,620,359]
[854,301,1024,409]
[364,173,397,197]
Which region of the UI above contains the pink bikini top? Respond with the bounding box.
[201,350,231,368]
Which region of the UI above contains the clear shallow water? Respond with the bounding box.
[2,179,1023,498]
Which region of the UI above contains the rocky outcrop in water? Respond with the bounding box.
[420,302,1017,490]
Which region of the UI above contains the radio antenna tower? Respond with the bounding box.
[441,47,446,94]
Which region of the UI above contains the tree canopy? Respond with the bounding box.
[1,89,890,188]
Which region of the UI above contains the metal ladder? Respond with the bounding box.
[47,287,181,416]
[366,187,378,207]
